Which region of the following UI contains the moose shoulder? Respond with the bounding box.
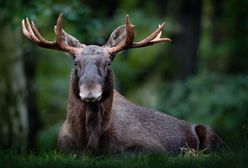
[22,14,224,154]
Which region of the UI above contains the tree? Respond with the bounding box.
[171,0,202,79]
[0,25,28,149]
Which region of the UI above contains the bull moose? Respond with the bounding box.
[22,14,224,154]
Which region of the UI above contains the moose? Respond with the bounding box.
[22,14,224,154]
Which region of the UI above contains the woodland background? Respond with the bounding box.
[0,0,247,166]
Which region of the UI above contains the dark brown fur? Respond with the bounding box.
[58,68,224,154]
[58,67,114,154]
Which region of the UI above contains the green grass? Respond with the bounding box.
[0,149,247,168]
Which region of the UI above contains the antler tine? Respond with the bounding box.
[131,24,172,48]
[132,23,165,47]
[150,25,172,43]
[25,17,41,43]
[125,15,135,46]
[56,13,63,44]
[22,19,31,39]
[31,20,54,45]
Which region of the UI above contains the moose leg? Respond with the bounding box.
[195,124,225,152]
[58,120,81,154]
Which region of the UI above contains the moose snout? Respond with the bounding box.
[79,84,102,103]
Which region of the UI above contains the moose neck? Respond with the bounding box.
[67,69,114,152]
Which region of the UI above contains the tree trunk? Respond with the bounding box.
[172,0,202,79]
[0,25,28,149]
[23,44,41,150]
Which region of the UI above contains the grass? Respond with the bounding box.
[0,148,247,168]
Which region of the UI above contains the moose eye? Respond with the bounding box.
[74,62,78,66]
[104,62,111,72]
[74,62,81,72]
[107,62,111,67]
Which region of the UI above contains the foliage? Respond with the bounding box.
[157,72,248,134]
[199,0,248,73]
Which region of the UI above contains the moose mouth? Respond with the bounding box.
[80,94,102,103]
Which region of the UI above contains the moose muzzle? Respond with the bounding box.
[78,64,103,102]
[79,84,102,102]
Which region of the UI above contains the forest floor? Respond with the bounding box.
[0,148,247,168]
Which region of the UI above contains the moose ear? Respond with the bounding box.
[54,26,85,48]
[104,25,127,48]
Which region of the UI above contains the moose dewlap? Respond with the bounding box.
[22,13,224,154]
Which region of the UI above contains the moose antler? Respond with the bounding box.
[22,13,79,55]
[107,15,172,55]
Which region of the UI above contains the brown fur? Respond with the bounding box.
[195,125,225,152]
[58,68,114,154]
[58,69,224,154]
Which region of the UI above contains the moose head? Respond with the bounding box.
[22,13,171,103]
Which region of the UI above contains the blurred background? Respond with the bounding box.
[0,0,247,151]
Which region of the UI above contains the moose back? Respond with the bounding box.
[22,14,224,154]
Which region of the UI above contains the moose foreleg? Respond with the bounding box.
[58,120,82,154]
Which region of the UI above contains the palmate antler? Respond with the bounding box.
[22,13,79,55]
[106,15,172,55]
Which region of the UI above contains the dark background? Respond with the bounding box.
[0,0,247,152]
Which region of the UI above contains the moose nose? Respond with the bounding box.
[79,84,102,103]
[80,94,102,103]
